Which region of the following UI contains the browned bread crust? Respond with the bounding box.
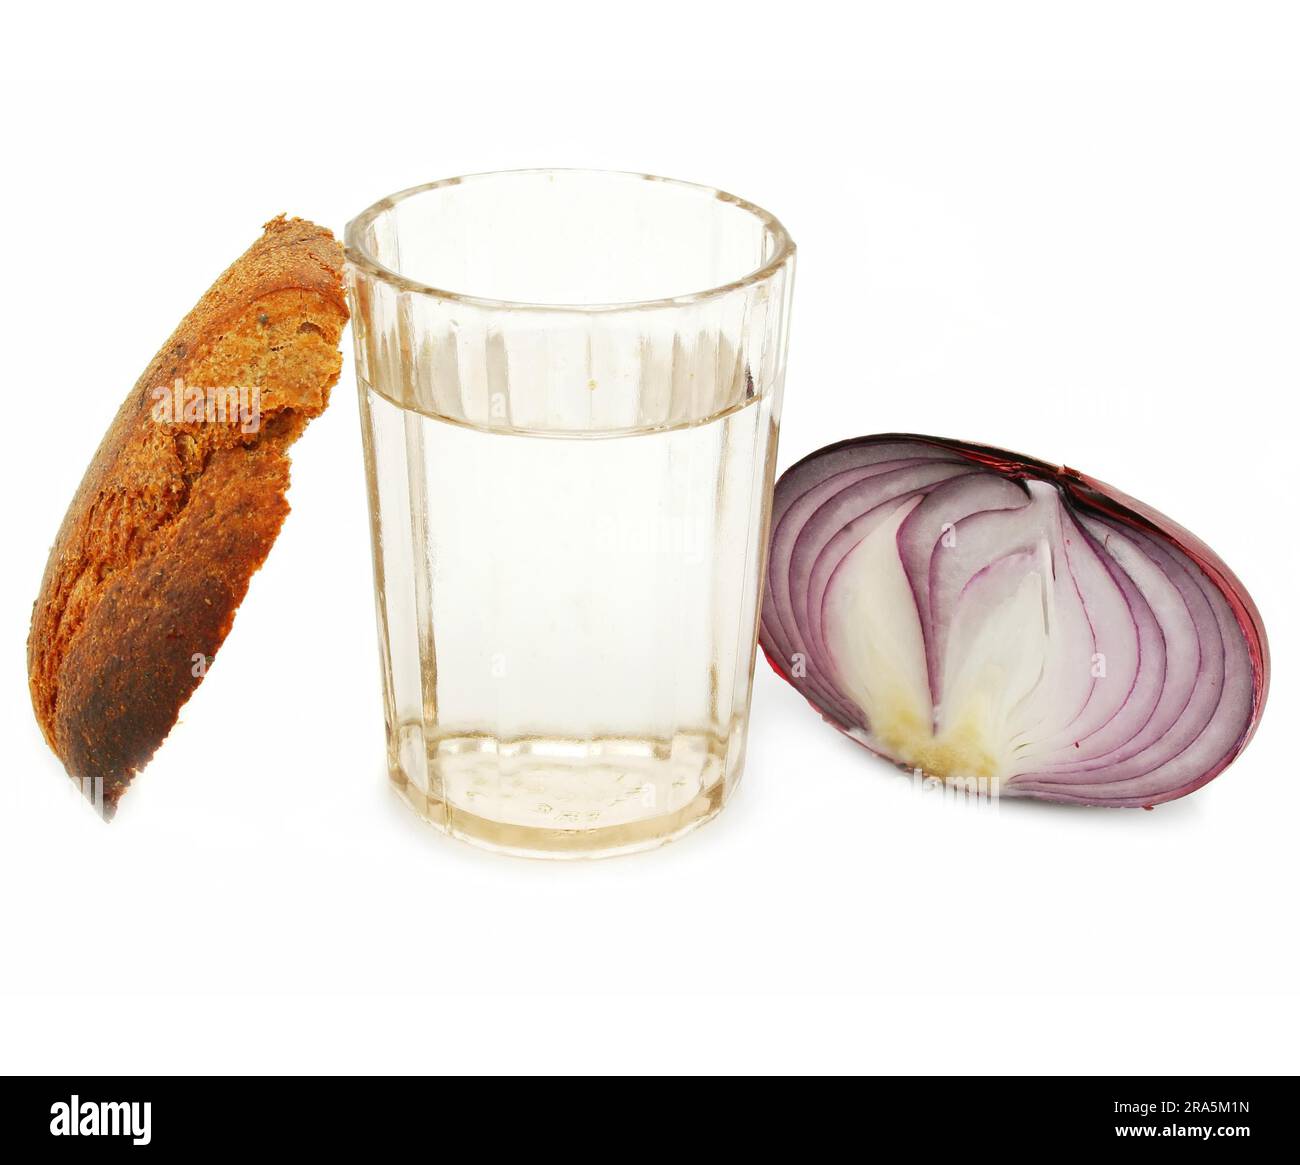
[28,216,348,817]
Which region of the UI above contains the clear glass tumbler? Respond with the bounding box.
[345,170,795,858]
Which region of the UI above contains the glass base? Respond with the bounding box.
[387,724,738,859]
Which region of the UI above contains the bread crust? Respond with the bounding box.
[28,216,348,816]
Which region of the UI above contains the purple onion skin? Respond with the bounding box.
[759,434,1269,808]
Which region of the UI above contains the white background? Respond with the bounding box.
[2,3,1297,1075]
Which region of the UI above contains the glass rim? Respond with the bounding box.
[343,168,796,314]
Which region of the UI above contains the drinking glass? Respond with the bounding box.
[345,170,795,858]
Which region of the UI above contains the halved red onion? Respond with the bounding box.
[759,434,1269,807]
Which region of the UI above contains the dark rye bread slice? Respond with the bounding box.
[28,216,348,818]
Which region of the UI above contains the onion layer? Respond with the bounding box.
[759,434,1269,807]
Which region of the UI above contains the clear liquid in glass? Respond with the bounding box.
[361,378,777,858]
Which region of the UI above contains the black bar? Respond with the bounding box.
[3,1075,1292,1151]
